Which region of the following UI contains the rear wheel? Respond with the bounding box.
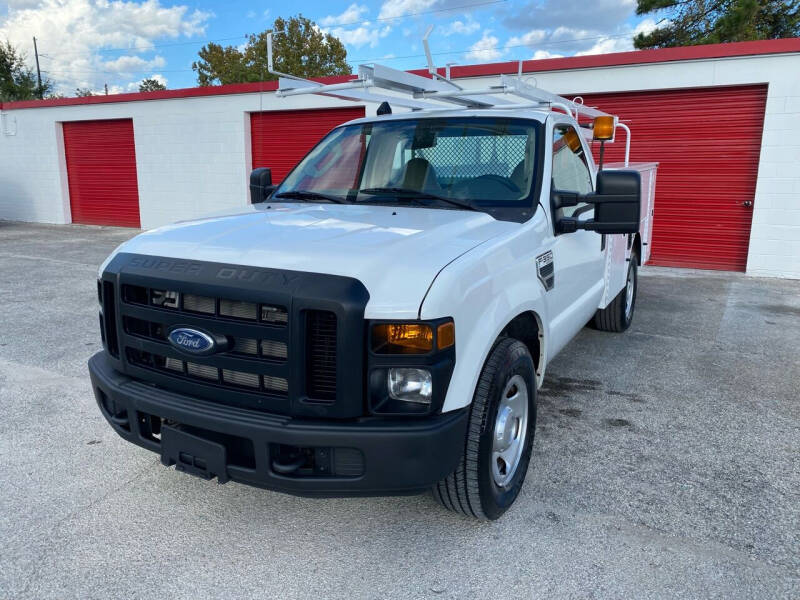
[594,251,638,332]
[432,338,536,520]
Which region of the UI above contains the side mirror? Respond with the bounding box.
[556,170,641,235]
[250,168,276,204]
[592,170,641,234]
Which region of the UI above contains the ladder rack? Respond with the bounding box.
[265,31,631,165]
[266,32,614,122]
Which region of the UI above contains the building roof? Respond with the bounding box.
[2,38,799,111]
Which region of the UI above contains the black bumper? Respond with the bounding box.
[89,352,468,496]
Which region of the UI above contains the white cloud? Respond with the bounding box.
[378,0,437,20]
[465,30,503,63]
[531,49,563,59]
[507,29,547,48]
[0,0,210,94]
[634,18,659,36]
[320,4,369,27]
[440,16,480,36]
[100,54,166,75]
[325,23,392,49]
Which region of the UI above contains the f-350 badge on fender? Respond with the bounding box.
[536,251,555,291]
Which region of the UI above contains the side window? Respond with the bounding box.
[552,125,593,217]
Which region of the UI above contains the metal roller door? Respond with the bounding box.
[63,119,140,228]
[580,85,767,271]
[250,107,366,184]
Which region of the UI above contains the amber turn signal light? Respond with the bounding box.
[437,321,455,349]
[593,115,616,141]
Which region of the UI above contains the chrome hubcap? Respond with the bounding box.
[624,265,635,320]
[491,374,529,488]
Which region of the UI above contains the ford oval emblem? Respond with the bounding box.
[167,327,216,356]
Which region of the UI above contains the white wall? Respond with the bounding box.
[0,50,798,277]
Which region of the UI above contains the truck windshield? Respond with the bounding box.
[274,117,541,214]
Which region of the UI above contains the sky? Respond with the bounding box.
[0,0,659,96]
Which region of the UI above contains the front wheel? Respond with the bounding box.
[594,251,638,332]
[432,338,536,520]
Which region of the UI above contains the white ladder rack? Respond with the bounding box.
[266,31,631,165]
[266,32,615,122]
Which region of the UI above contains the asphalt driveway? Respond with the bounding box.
[1,221,798,599]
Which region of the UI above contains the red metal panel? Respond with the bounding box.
[63,119,140,228]
[250,107,366,184]
[579,85,767,271]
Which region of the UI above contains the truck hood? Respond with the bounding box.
[104,203,516,318]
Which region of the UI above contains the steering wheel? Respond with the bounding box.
[474,174,520,193]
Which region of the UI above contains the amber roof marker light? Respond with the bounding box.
[593,115,616,142]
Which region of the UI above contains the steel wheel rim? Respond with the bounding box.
[491,374,529,488]
[624,265,635,320]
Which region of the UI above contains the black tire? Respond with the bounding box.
[432,338,536,520]
[594,251,638,332]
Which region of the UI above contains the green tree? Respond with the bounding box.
[634,0,800,49]
[75,87,94,97]
[139,77,167,92]
[192,15,350,86]
[1,39,53,101]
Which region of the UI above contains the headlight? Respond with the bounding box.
[368,318,455,415]
[371,321,455,354]
[388,368,432,404]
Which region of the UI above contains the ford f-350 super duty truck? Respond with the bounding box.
[89,60,656,520]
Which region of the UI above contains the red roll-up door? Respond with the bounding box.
[250,107,366,184]
[63,119,140,228]
[579,85,767,271]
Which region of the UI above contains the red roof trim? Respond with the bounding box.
[2,38,797,111]
[0,74,356,111]
[429,37,800,80]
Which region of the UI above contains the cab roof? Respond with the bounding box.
[340,107,552,128]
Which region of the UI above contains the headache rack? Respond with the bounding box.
[265,29,632,165]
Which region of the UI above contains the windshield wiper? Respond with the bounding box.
[273,190,345,204]
[358,187,479,212]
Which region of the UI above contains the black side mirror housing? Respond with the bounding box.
[591,170,641,234]
[250,168,276,204]
[555,170,641,235]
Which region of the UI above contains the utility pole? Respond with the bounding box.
[32,36,43,99]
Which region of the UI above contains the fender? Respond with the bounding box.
[420,209,553,413]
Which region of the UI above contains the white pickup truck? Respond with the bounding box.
[89,65,655,520]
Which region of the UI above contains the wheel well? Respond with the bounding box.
[499,311,544,384]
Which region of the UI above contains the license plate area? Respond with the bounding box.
[160,424,229,483]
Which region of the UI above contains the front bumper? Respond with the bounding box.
[89,352,468,496]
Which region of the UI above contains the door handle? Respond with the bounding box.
[743,201,753,207]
